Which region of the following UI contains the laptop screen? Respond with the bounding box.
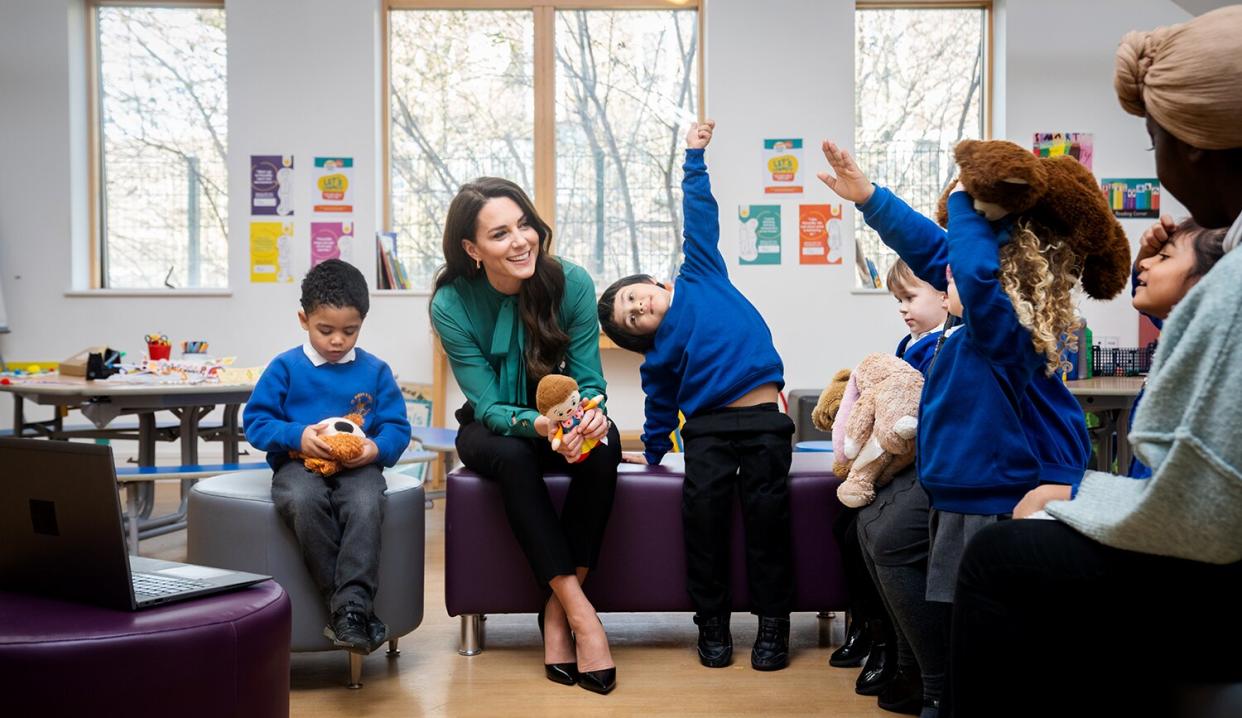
[0,438,134,610]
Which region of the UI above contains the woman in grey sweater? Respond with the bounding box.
[947,7,1242,717]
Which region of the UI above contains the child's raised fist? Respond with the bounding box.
[686,119,715,150]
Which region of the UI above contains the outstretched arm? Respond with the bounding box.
[681,120,728,278]
[818,140,949,288]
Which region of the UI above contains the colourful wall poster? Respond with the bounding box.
[250,221,293,283]
[799,204,844,265]
[312,156,354,213]
[251,155,294,216]
[310,221,355,267]
[738,205,781,265]
[1032,132,1093,170]
[1100,178,1160,218]
[762,139,803,194]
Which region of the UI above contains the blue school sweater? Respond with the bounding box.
[860,187,1090,513]
[897,331,942,374]
[639,148,785,465]
[244,346,412,470]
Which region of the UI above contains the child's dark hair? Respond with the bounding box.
[1172,218,1228,280]
[301,259,370,319]
[597,274,659,354]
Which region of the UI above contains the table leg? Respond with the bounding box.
[136,412,157,518]
[127,484,140,556]
[13,395,24,437]
[1116,406,1133,474]
[223,404,240,464]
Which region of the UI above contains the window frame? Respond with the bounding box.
[382,0,705,265]
[86,0,228,290]
[852,0,993,292]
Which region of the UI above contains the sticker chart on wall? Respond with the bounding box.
[799,204,843,265]
[1100,178,1160,218]
[251,155,295,216]
[762,139,803,194]
[738,205,781,265]
[249,222,294,283]
[1032,132,1093,170]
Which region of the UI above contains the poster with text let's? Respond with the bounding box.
[251,155,294,216]
[738,205,781,265]
[311,221,355,268]
[799,204,844,265]
[250,221,293,283]
[313,156,354,213]
[762,138,803,194]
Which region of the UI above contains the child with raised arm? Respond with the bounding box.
[597,120,796,672]
[816,141,1095,717]
[244,259,412,655]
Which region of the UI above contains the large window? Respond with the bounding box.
[94,3,228,289]
[854,3,987,288]
[388,2,699,290]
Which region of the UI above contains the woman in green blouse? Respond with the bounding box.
[431,177,621,695]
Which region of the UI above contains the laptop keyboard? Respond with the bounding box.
[132,572,210,597]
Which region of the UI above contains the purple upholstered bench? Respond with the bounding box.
[445,452,848,654]
[0,581,290,717]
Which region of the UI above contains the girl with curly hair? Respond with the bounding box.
[813,140,1103,718]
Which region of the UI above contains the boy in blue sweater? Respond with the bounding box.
[597,120,795,671]
[244,259,412,654]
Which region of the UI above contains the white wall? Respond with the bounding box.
[0,0,1195,434]
[996,0,1191,348]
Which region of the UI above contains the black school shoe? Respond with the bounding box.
[876,669,924,715]
[829,616,872,667]
[855,636,898,695]
[324,606,371,654]
[366,613,390,654]
[694,613,733,668]
[751,616,791,671]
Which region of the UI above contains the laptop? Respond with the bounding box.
[0,437,269,610]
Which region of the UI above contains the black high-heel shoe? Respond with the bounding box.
[575,615,617,695]
[537,608,579,686]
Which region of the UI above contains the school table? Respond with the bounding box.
[1065,376,1146,473]
[0,375,254,539]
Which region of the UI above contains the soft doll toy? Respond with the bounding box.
[290,414,367,477]
[536,374,604,463]
[934,139,1130,301]
[830,354,924,508]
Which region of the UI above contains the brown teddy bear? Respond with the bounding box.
[811,368,852,434]
[830,354,924,508]
[934,139,1130,300]
[289,413,367,477]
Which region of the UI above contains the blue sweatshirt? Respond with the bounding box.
[860,187,1090,513]
[897,331,942,374]
[243,346,412,470]
[639,148,785,465]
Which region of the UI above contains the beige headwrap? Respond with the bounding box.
[1114,5,1242,151]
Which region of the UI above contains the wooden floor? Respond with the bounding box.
[140,479,889,717]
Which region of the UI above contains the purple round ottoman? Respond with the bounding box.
[0,581,290,718]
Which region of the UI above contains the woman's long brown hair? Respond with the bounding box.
[432,177,569,381]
